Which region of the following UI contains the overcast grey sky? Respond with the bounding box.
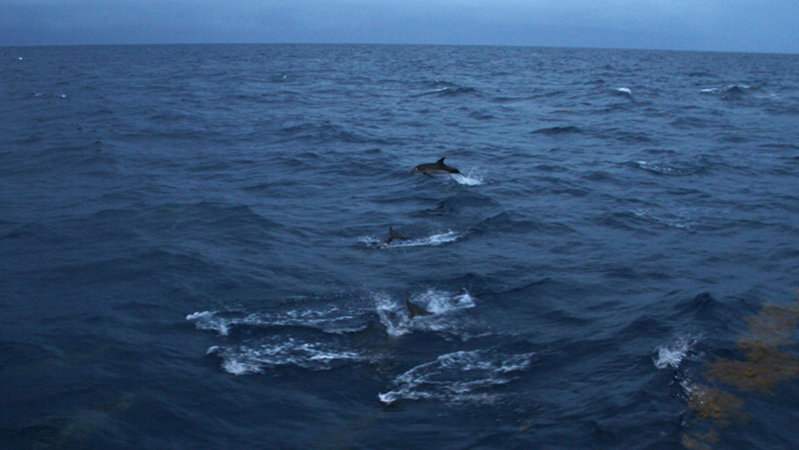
[1,0,797,53]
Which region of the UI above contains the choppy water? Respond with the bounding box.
[2,44,799,448]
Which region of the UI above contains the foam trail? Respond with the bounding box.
[359,230,462,249]
[378,349,535,404]
[206,340,364,375]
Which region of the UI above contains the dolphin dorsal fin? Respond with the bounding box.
[435,157,446,166]
[389,226,407,240]
[406,299,432,318]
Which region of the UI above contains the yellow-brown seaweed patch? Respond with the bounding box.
[685,385,745,428]
[681,429,719,450]
[705,296,799,393]
[706,342,799,392]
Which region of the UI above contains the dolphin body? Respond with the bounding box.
[380,227,408,248]
[411,157,461,176]
[406,299,433,319]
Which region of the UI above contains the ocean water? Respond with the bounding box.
[2,44,799,448]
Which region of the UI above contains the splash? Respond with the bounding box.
[374,289,477,338]
[653,334,700,369]
[451,169,484,186]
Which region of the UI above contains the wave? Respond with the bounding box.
[412,85,478,97]
[615,87,633,96]
[700,84,755,100]
[378,348,536,404]
[273,121,388,145]
[629,159,709,176]
[530,125,581,136]
[632,208,694,231]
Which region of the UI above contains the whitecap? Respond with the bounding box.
[360,230,462,249]
[389,230,461,248]
[616,87,633,95]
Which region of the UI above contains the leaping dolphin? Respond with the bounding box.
[406,299,432,319]
[380,226,408,248]
[411,157,461,176]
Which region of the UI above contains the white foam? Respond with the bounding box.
[390,230,461,248]
[634,160,674,174]
[616,87,633,95]
[360,230,462,249]
[375,292,412,337]
[414,288,476,314]
[186,310,231,336]
[653,335,700,370]
[186,306,365,336]
[378,349,535,404]
[209,339,364,375]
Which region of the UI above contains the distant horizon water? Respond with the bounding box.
[3,41,799,56]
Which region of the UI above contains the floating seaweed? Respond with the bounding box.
[682,429,719,450]
[681,292,799,448]
[705,295,799,393]
[684,384,746,428]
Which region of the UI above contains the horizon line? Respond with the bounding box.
[3,41,797,57]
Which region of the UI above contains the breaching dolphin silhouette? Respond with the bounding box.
[411,157,461,176]
[380,226,408,247]
[406,298,433,319]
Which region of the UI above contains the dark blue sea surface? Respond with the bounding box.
[2,44,799,448]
